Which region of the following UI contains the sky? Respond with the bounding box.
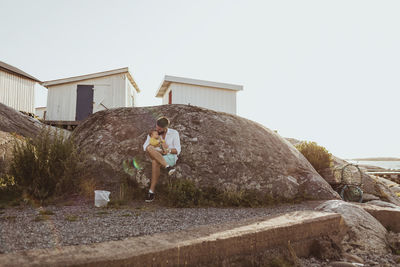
[1,0,399,159]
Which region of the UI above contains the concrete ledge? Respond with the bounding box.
[359,204,400,232]
[0,211,344,266]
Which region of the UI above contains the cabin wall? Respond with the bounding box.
[165,83,237,114]
[125,76,137,107]
[46,74,127,121]
[35,107,46,119]
[0,69,35,113]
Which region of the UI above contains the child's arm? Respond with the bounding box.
[161,141,169,149]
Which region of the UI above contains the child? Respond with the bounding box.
[148,129,168,153]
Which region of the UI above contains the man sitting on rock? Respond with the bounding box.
[143,116,181,202]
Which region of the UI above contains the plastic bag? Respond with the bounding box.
[94,190,110,207]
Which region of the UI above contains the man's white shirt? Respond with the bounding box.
[143,128,181,161]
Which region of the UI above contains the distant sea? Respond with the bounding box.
[347,160,400,170]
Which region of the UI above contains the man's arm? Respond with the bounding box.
[143,135,150,151]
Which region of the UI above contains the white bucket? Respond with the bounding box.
[94,190,110,207]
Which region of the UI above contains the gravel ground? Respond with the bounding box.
[0,199,317,254]
[2,199,399,266]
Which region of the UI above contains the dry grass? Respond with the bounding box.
[79,178,97,199]
[65,215,78,222]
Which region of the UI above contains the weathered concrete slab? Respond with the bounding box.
[358,203,400,232]
[0,211,344,267]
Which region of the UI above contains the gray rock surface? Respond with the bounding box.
[0,103,70,176]
[72,105,340,201]
[0,102,44,138]
[365,200,400,210]
[316,200,390,256]
[286,137,400,207]
[361,193,380,202]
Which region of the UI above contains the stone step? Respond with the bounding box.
[0,211,344,266]
[358,203,400,232]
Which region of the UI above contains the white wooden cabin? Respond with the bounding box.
[42,68,140,123]
[35,106,46,120]
[0,61,41,114]
[156,75,243,114]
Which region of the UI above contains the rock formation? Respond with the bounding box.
[286,137,400,207]
[0,103,44,138]
[72,104,340,201]
[316,200,390,256]
[0,103,70,176]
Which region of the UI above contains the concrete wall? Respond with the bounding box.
[46,73,130,121]
[0,69,35,113]
[162,82,237,114]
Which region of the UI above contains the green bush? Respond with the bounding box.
[295,141,332,174]
[163,178,202,207]
[9,127,85,202]
[161,179,276,208]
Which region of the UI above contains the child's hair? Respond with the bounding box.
[148,129,158,137]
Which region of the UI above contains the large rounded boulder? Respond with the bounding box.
[0,103,43,138]
[72,105,339,201]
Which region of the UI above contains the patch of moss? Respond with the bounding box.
[268,257,293,267]
[96,211,109,216]
[34,215,49,222]
[65,215,78,222]
[158,178,298,208]
[1,215,16,221]
[39,209,54,216]
[108,199,127,208]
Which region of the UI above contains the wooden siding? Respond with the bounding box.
[0,69,35,113]
[35,107,46,119]
[46,74,128,121]
[125,76,136,107]
[162,83,237,114]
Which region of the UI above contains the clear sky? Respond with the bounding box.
[1,0,399,159]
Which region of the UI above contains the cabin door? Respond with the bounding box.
[76,85,94,121]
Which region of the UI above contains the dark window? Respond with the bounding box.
[168,90,172,104]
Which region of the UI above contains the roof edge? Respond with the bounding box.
[155,75,243,97]
[0,61,41,82]
[42,67,140,92]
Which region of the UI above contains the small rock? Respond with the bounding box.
[361,193,380,202]
[366,200,400,209]
[342,253,364,264]
[329,261,361,267]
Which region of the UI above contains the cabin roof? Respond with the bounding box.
[42,67,140,93]
[156,75,243,97]
[0,61,41,82]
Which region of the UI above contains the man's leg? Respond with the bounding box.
[150,159,160,192]
[146,146,167,167]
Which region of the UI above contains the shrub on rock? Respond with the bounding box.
[295,141,332,175]
[9,127,85,202]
